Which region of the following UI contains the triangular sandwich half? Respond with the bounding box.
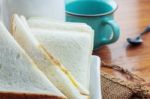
[0,22,66,99]
[11,14,89,99]
[27,17,94,89]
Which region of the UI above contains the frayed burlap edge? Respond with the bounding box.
[101,72,149,99]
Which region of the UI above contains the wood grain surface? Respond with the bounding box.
[93,0,150,91]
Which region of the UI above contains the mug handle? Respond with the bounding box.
[100,19,120,45]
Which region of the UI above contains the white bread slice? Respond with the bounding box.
[27,17,93,33]
[27,18,94,53]
[12,14,89,99]
[31,29,92,89]
[0,22,66,99]
[27,18,94,89]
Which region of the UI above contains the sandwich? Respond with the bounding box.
[0,22,66,99]
[27,17,94,89]
[11,14,89,99]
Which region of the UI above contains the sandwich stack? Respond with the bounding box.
[0,14,94,99]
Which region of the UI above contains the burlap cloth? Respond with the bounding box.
[101,72,149,99]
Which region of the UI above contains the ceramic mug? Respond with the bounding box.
[2,0,65,29]
[66,0,120,49]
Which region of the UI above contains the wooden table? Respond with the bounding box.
[93,0,150,93]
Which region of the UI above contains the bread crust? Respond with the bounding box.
[0,92,66,99]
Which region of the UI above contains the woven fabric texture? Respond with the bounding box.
[101,72,148,99]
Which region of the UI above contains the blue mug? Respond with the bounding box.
[66,0,120,49]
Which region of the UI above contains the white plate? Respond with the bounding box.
[90,55,102,99]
